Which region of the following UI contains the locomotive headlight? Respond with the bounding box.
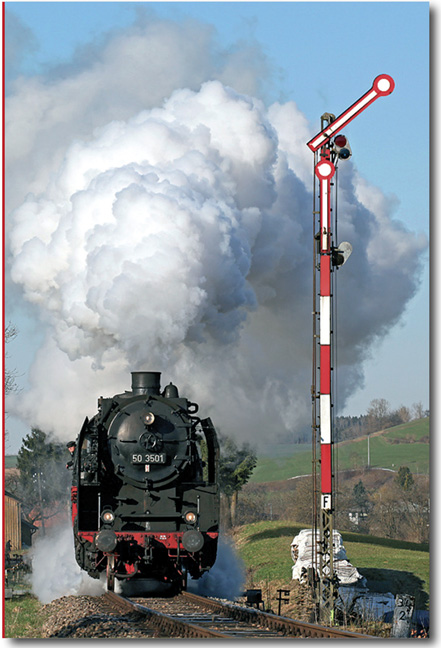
[144,412,155,426]
[184,511,197,524]
[101,510,115,524]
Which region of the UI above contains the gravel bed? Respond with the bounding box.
[41,594,165,638]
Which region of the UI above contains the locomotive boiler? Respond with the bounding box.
[70,371,219,593]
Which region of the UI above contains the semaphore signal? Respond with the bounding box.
[308,74,394,625]
[307,74,394,153]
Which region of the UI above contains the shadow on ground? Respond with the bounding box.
[356,568,428,609]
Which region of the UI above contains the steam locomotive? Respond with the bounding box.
[69,371,219,593]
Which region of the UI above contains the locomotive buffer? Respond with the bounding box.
[307,75,394,625]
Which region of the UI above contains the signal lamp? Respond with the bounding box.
[339,147,352,160]
[145,412,155,425]
[334,135,347,148]
[333,134,352,160]
[332,241,353,267]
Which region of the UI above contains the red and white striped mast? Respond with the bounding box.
[307,75,394,625]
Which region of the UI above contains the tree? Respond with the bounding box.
[412,402,425,420]
[395,465,414,491]
[5,322,19,396]
[404,477,430,544]
[218,435,257,528]
[16,427,71,534]
[5,322,21,450]
[235,484,269,525]
[352,480,369,513]
[291,476,315,526]
[369,482,403,539]
[370,475,429,543]
[395,405,411,424]
[366,398,390,432]
[350,480,370,531]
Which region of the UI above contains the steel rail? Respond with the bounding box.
[182,591,377,639]
[104,590,377,639]
[103,591,230,638]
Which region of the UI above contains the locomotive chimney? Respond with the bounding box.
[131,371,161,396]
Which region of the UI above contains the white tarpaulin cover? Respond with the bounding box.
[291,529,364,586]
[337,587,395,620]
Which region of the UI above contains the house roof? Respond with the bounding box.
[4,490,22,503]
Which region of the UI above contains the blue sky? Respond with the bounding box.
[4,1,430,453]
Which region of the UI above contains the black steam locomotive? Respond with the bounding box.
[70,371,219,593]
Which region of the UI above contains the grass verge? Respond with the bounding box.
[233,520,430,609]
[4,594,46,639]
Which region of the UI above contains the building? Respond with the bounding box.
[4,490,22,551]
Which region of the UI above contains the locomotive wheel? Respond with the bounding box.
[106,554,115,591]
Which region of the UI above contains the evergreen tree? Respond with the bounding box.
[395,465,414,491]
[352,480,368,510]
[218,435,257,527]
[17,427,71,533]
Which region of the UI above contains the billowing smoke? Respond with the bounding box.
[189,535,245,599]
[6,13,427,448]
[30,522,106,603]
[30,523,242,602]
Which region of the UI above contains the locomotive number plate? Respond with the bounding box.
[132,453,166,464]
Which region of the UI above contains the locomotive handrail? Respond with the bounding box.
[75,417,90,526]
[200,418,219,484]
[145,393,188,414]
[76,417,89,481]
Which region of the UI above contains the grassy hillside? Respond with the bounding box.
[4,455,18,469]
[251,418,429,483]
[234,520,430,609]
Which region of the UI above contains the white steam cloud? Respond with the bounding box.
[6,14,426,448]
[30,522,106,603]
[30,523,243,603]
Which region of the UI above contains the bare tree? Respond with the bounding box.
[405,477,430,544]
[366,398,390,433]
[396,405,411,424]
[369,482,403,539]
[5,322,19,396]
[412,402,425,420]
[370,476,429,543]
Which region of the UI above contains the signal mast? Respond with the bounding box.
[307,75,394,624]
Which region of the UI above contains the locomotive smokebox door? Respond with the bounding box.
[108,398,189,488]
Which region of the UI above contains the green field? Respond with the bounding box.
[251,418,429,483]
[4,455,18,469]
[235,520,430,609]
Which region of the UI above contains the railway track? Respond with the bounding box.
[103,590,376,639]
